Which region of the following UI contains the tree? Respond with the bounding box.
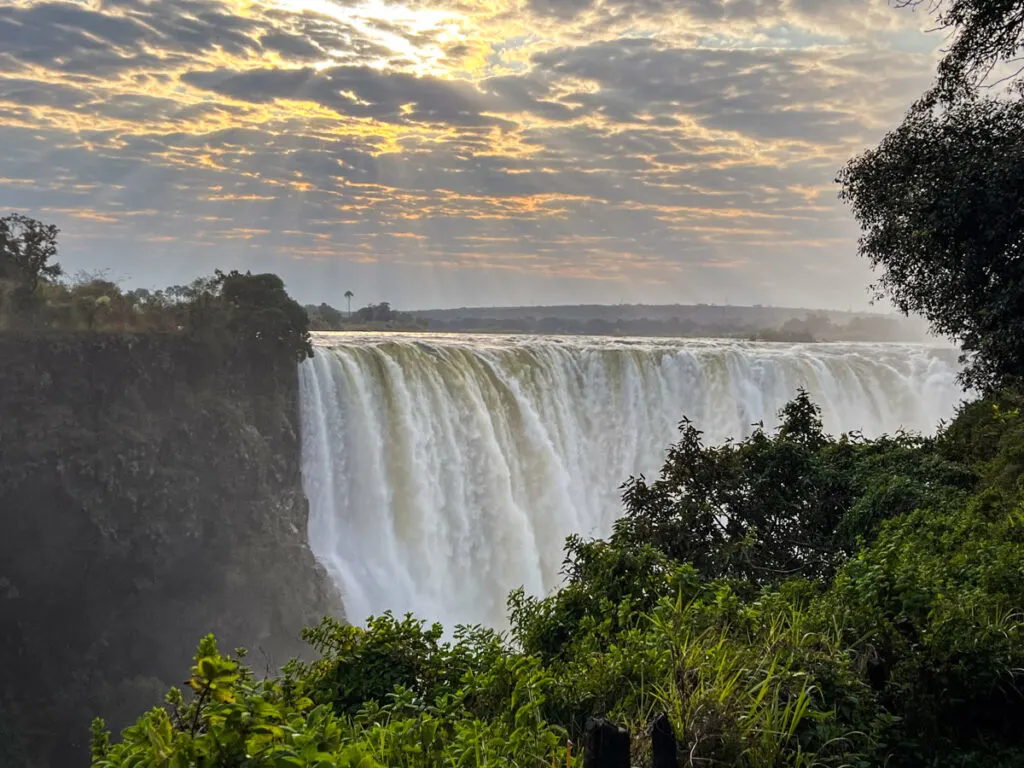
[614,392,850,584]
[0,213,63,290]
[354,301,395,323]
[837,0,1024,390]
[344,290,354,317]
[209,270,313,364]
[838,97,1024,391]
[0,214,63,323]
[895,0,1024,103]
[317,302,344,329]
[613,391,971,585]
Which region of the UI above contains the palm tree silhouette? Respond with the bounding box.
[344,290,354,317]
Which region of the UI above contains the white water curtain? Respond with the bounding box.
[299,333,962,629]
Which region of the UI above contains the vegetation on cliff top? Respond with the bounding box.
[1,215,312,367]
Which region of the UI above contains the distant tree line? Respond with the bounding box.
[0,213,312,368]
[1,214,917,345]
[306,300,428,331]
[414,311,920,342]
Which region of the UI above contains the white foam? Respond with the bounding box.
[298,333,963,629]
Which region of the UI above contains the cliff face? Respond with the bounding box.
[0,334,338,766]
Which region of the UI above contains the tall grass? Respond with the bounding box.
[576,590,868,767]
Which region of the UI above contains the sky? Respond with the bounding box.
[0,0,944,310]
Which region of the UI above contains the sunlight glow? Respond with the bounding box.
[271,0,466,74]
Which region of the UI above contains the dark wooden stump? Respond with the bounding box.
[648,713,677,768]
[583,717,630,768]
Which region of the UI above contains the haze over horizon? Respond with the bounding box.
[0,0,944,310]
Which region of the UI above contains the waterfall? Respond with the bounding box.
[298,332,963,629]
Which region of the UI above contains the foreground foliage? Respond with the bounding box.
[93,390,1024,767]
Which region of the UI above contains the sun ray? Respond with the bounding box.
[271,0,469,74]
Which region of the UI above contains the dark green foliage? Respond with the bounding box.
[0,213,62,289]
[829,430,977,548]
[824,491,1024,764]
[839,97,1024,391]
[0,213,63,323]
[940,387,1024,489]
[299,614,504,717]
[508,539,681,664]
[1,216,314,367]
[895,0,1024,102]
[614,391,969,585]
[616,391,846,583]
[306,300,427,331]
[309,302,345,329]
[89,387,1024,767]
[216,270,313,364]
[93,629,571,768]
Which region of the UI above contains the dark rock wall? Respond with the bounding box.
[0,334,339,766]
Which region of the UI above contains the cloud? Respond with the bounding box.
[527,0,594,20]
[523,0,921,36]
[183,65,513,127]
[526,0,761,22]
[0,0,942,309]
[519,38,929,139]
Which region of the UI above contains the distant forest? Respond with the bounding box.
[305,301,427,332]
[307,299,931,342]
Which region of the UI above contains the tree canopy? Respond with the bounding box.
[898,0,1024,102]
[837,0,1024,391]
[215,270,313,364]
[614,391,973,584]
[0,214,313,367]
[0,213,62,289]
[0,213,63,321]
[838,97,1024,391]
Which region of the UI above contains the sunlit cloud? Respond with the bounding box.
[0,0,941,309]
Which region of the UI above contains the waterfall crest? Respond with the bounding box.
[298,332,962,629]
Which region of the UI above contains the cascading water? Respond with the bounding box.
[298,332,963,629]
